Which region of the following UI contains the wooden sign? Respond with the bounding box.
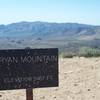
[0,48,58,90]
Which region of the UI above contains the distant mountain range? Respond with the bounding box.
[0,21,100,53]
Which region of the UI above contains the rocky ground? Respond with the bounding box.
[0,57,100,100]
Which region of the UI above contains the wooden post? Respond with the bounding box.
[26,88,33,100]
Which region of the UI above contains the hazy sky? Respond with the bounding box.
[0,0,100,25]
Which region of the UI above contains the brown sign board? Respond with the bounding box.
[0,48,58,90]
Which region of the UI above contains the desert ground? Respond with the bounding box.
[0,57,100,100]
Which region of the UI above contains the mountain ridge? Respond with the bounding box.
[0,21,99,38]
[0,21,100,53]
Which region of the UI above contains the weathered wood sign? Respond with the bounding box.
[0,48,58,90]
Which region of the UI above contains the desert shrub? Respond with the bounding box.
[60,52,76,58]
[16,41,22,44]
[78,47,100,57]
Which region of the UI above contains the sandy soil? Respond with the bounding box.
[0,57,100,100]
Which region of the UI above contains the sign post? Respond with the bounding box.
[26,88,33,100]
[0,48,58,99]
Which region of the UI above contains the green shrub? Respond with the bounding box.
[78,47,100,57]
[60,52,76,58]
[60,47,100,58]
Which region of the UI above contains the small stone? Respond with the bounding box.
[41,96,45,99]
[87,89,91,91]
[54,96,56,98]
[74,83,78,86]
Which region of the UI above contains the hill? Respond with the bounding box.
[0,21,100,55]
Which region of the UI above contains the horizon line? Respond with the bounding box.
[0,21,99,26]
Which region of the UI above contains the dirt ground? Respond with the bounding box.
[0,57,100,100]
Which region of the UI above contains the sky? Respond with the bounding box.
[0,0,100,25]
